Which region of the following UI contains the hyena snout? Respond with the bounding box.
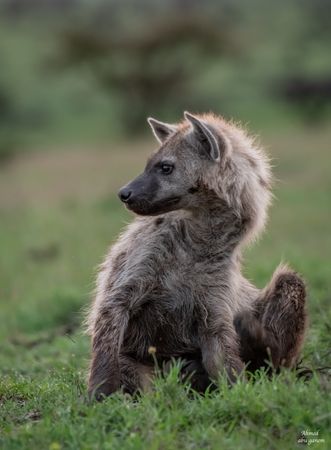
[118,173,152,205]
[118,171,183,216]
[118,186,132,203]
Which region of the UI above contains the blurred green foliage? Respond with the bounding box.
[0,0,330,155]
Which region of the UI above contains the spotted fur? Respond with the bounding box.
[86,112,307,398]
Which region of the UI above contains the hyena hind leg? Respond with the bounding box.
[234,265,308,372]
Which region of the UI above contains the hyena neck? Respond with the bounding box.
[176,205,246,261]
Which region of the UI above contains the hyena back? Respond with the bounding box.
[87,112,307,398]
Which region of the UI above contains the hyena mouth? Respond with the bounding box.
[127,197,181,216]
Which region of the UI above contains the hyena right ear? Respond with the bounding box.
[184,111,227,163]
[147,117,178,144]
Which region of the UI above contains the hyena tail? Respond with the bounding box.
[234,264,308,373]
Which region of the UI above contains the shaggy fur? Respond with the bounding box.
[86,111,307,399]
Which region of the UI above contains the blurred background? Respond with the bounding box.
[0,0,330,370]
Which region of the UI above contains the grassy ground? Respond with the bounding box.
[0,126,330,449]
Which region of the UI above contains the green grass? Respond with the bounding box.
[0,126,330,449]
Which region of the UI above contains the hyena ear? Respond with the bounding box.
[147,117,178,144]
[184,111,224,162]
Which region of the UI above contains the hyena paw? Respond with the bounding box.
[273,272,306,310]
[88,378,120,401]
[180,359,215,393]
[225,358,245,384]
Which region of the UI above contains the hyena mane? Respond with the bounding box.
[86,111,307,399]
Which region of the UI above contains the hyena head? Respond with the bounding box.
[118,111,272,242]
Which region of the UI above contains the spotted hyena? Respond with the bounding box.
[86,112,307,399]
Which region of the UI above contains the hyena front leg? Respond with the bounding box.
[119,355,154,395]
[200,326,244,384]
[179,358,216,393]
[234,265,307,371]
[88,306,128,400]
[88,277,154,399]
[89,329,153,399]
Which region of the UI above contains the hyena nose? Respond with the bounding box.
[118,187,132,203]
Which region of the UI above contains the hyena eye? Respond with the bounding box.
[160,163,174,175]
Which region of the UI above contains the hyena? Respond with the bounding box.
[87,112,307,398]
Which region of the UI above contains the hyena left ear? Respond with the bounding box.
[184,111,223,162]
[147,117,178,144]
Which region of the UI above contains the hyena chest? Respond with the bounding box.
[122,277,205,362]
[122,238,220,361]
